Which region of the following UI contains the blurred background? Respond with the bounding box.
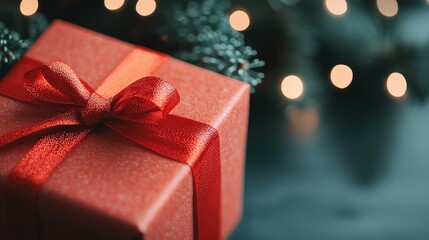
[1,0,429,239]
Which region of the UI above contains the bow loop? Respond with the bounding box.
[22,62,180,127]
[24,61,92,106]
[111,76,180,125]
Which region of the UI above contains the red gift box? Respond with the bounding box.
[0,20,249,239]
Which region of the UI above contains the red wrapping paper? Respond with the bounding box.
[0,20,250,239]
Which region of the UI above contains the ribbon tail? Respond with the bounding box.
[0,111,81,147]
[105,115,221,240]
[6,128,91,240]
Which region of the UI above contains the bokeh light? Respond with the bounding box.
[386,72,407,98]
[325,0,348,16]
[104,0,125,11]
[281,75,304,100]
[136,0,156,17]
[377,0,398,17]
[229,10,250,31]
[20,0,38,16]
[330,64,353,89]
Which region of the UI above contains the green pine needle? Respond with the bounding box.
[0,22,30,73]
[169,0,265,91]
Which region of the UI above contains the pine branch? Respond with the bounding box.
[0,21,30,76]
[166,0,265,91]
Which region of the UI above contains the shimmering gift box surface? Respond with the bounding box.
[0,20,249,239]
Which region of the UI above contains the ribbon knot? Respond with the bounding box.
[80,93,111,125]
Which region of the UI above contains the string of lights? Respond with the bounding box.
[18,0,253,30]
[279,0,429,102]
[13,0,429,101]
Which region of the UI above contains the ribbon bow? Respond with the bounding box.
[1,61,220,240]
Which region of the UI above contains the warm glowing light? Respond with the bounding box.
[104,0,125,10]
[377,0,398,17]
[330,64,353,89]
[20,0,38,16]
[325,0,348,16]
[136,0,156,16]
[281,75,304,100]
[229,10,250,31]
[386,72,407,98]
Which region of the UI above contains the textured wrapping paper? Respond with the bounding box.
[0,20,250,239]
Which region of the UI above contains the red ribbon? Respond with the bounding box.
[0,61,221,239]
